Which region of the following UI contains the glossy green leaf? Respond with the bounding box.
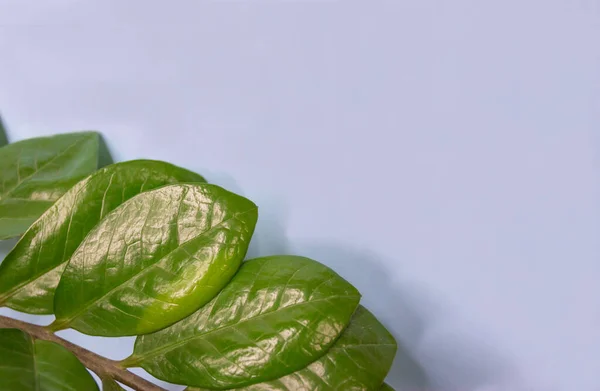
[0,132,102,240]
[52,183,258,336]
[102,377,125,391]
[187,306,397,391]
[0,328,99,391]
[0,160,205,314]
[379,383,395,391]
[125,255,361,389]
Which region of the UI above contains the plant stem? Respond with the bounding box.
[0,314,166,391]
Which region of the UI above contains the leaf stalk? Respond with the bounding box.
[0,314,166,391]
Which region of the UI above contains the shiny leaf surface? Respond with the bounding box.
[0,132,101,240]
[53,183,258,336]
[126,255,361,389]
[0,160,205,314]
[0,328,99,391]
[187,306,396,391]
[102,377,126,391]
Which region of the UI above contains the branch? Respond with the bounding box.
[0,314,166,391]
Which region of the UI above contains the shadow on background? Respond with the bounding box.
[296,243,519,390]
[0,168,516,391]
[251,203,517,391]
[293,242,432,390]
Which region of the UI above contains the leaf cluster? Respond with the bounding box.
[0,129,397,390]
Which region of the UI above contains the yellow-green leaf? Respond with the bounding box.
[186,306,397,391]
[53,183,258,336]
[102,377,126,391]
[126,255,361,389]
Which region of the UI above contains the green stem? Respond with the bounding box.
[46,319,68,332]
[0,314,166,391]
[119,355,141,368]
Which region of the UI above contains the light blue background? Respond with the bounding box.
[1,1,599,390]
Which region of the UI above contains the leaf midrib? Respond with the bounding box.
[0,262,66,305]
[57,206,257,328]
[0,181,230,307]
[29,336,40,391]
[132,294,359,363]
[0,135,93,201]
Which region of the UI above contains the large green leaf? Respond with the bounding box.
[379,383,395,391]
[0,132,102,240]
[0,328,99,391]
[187,306,397,391]
[102,377,125,391]
[0,160,205,314]
[52,183,258,336]
[124,255,361,389]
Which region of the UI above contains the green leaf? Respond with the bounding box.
[0,160,205,314]
[52,183,258,336]
[380,383,395,391]
[186,306,397,391]
[0,132,102,240]
[0,328,99,391]
[102,377,125,391]
[0,116,8,147]
[125,255,361,389]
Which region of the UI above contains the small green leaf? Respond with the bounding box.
[125,255,361,389]
[102,377,126,390]
[0,328,99,391]
[380,383,395,391]
[0,160,205,314]
[0,132,103,240]
[53,183,258,336]
[186,306,397,391]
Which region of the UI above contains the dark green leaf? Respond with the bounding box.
[0,160,205,314]
[102,377,125,391]
[125,255,361,389]
[0,132,102,240]
[0,116,8,147]
[186,306,396,391]
[380,383,395,391]
[53,183,258,336]
[0,328,99,391]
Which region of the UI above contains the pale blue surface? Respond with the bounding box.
[1,1,599,390]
